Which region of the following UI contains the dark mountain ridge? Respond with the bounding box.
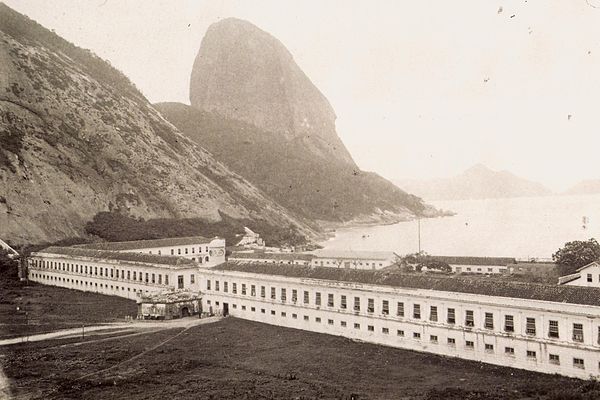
[163,18,432,225]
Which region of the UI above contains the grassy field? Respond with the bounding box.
[0,277,137,339]
[2,317,599,400]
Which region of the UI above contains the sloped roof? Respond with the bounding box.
[229,252,314,261]
[34,246,195,266]
[211,262,600,306]
[311,250,398,260]
[74,236,215,251]
[576,261,600,272]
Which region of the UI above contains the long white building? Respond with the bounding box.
[202,263,600,379]
[74,236,226,266]
[24,241,600,380]
[27,246,203,300]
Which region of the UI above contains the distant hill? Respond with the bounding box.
[159,18,434,225]
[395,164,552,201]
[0,4,315,245]
[564,180,600,196]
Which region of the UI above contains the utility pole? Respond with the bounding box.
[417,217,421,254]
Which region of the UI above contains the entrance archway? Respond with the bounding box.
[181,306,190,317]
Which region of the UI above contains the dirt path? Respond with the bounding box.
[0,316,221,347]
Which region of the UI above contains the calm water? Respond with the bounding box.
[321,194,600,259]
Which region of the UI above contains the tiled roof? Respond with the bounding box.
[34,246,195,266]
[211,262,600,306]
[229,252,314,261]
[140,290,201,303]
[311,250,398,260]
[429,255,516,266]
[74,236,215,251]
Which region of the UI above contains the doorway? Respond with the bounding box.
[223,302,229,317]
[181,306,190,317]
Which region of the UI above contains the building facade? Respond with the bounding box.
[310,250,399,270]
[560,262,600,287]
[201,264,600,379]
[75,236,226,266]
[229,252,314,266]
[27,247,203,300]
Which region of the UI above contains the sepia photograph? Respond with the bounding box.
[2,1,600,398]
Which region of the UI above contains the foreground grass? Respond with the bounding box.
[0,277,137,339]
[2,317,599,400]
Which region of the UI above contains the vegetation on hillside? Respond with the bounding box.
[553,238,600,275]
[84,211,307,248]
[156,103,427,222]
[0,248,19,279]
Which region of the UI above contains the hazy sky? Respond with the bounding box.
[5,0,600,191]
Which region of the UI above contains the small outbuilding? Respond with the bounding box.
[137,290,201,320]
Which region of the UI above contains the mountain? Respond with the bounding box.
[564,180,600,196]
[0,4,315,245]
[394,164,552,201]
[159,18,430,225]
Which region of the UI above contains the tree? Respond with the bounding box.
[0,248,19,279]
[552,238,600,273]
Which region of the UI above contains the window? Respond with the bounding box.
[223,281,228,292]
[215,280,220,291]
[598,326,600,345]
[413,332,421,339]
[177,249,181,255]
[465,310,474,327]
[368,325,374,332]
[526,318,536,335]
[292,289,297,303]
[413,304,421,319]
[232,283,237,294]
[261,286,265,298]
[251,285,256,296]
[328,293,334,307]
[281,288,287,302]
[504,315,514,332]
[484,312,494,329]
[382,300,389,315]
[354,323,360,329]
[315,292,322,306]
[430,335,438,343]
[271,287,276,300]
[588,273,593,283]
[548,320,559,338]
[573,323,584,342]
[447,338,456,345]
[341,295,347,309]
[574,358,585,369]
[241,284,247,295]
[165,275,168,285]
[177,275,184,289]
[158,274,162,284]
[549,354,560,365]
[527,350,536,359]
[382,327,389,334]
[465,340,474,349]
[447,308,456,324]
[271,310,275,315]
[340,321,347,327]
[505,347,515,355]
[397,329,405,337]
[485,344,494,352]
[303,290,309,304]
[304,315,309,321]
[171,249,174,255]
[292,313,297,319]
[328,319,334,325]
[368,298,374,313]
[354,297,360,311]
[430,306,438,322]
[397,302,404,317]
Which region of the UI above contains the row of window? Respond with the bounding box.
[148,246,209,256]
[30,273,150,294]
[214,301,593,371]
[206,278,599,344]
[31,259,174,285]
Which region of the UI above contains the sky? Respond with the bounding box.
[4,0,600,192]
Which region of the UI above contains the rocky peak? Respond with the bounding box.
[189,18,355,165]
